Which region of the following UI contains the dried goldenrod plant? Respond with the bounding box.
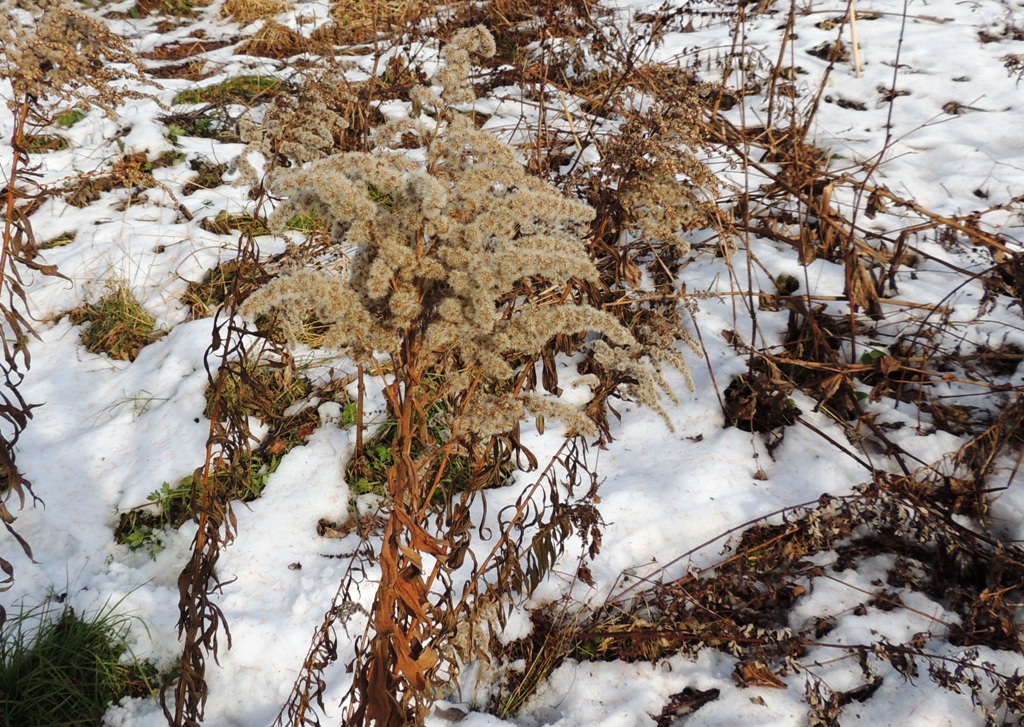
[243,27,682,726]
[555,95,715,438]
[237,67,352,172]
[0,0,149,119]
[0,0,147,591]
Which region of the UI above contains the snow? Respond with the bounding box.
[2,0,1024,725]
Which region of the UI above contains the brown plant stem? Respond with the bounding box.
[0,97,41,590]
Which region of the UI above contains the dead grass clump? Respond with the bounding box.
[807,39,850,63]
[942,395,1024,510]
[23,134,69,153]
[143,36,236,81]
[204,359,349,472]
[306,22,352,48]
[310,0,426,47]
[204,357,309,423]
[771,303,866,421]
[984,250,1024,308]
[147,60,214,81]
[198,211,270,236]
[69,287,164,362]
[40,232,76,250]
[181,160,228,195]
[484,0,537,24]
[369,54,427,104]
[238,21,315,59]
[222,0,289,25]
[957,342,1024,381]
[172,75,287,106]
[450,0,597,46]
[163,108,237,143]
[490,605,588,718]
[141,38,235,62]
[182,259,269,319]
[62,152,182,208]
[133,0,214,18]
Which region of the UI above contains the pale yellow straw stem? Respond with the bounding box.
[849,0,862,77]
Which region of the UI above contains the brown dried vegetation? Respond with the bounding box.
[2,0,1024,725]
[237,28,687,725]
[438,2,1024,723]
[69,286,164,362]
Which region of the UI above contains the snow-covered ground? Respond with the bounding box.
[3,0,1024,725]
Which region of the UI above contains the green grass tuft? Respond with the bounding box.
[56,109,87,128]
[286,205,331,235]
[24,134,69,153]
[40,232,76,249]
[172,75,285,105]
[69,286,164,362]
[0,597,155,727]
